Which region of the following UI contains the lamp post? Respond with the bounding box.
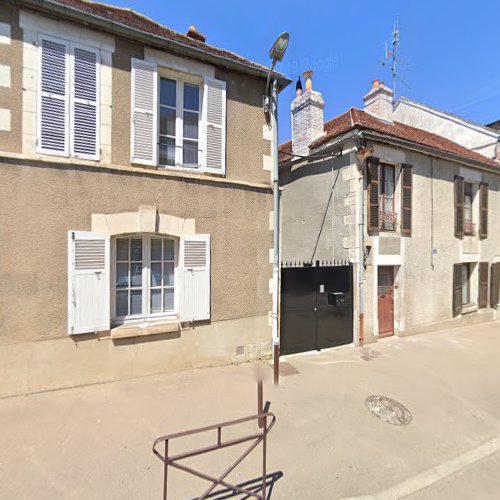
[264,32,289,385]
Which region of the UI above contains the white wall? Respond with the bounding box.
[393,99,499,160]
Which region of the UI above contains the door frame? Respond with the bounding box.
[377,265,395,338]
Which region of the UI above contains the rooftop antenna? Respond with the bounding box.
[381,18,407,98]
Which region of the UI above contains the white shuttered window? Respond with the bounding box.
[39,38,69,155]
[130,62,226,174]
[180,234,211,322]
[38,36,100,159]
[131,59,158,165]
[204,77,226,174]
[71,46,99,159]
[68,231,110,335]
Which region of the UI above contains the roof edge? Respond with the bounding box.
[396,97,500,139]
[18,0,292,89]
[360,130,499,174]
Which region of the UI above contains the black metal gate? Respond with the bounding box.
[280,261,353,356]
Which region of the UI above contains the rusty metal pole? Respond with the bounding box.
[163,440,169,500]
[262,415,267,499]
[257,381,264,429]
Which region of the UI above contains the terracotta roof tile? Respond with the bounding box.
[282,107,499,169]
[49,0,281,77]
[278,139,292,162]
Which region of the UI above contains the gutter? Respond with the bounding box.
[17,0,292,89]
[306,127,500,175]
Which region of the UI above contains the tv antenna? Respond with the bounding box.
[381,18,409,98]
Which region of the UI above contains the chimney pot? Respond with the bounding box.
[295,76,303,98]
[303,70,314,92]
[186,25,206,43]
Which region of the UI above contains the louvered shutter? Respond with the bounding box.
[401,163,413,236]
[367,156,380,232]
[131,58,157,165]
[180,234,210,322]
[454,176,464,238]
[71,46,99,160]
[491,263,500,309]
[479,183,488,239]
[204,77,226,174]
[452,264,462,317]
[68,231,110,334]
[39,38,69,155]
[478,262,489,309]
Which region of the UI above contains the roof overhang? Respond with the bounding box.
[354,129,499,175]
[17,0,292,90]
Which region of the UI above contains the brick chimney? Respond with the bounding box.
[291,70,325,157]
[363,80,394,119]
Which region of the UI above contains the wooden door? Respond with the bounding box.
[378,266,394,337]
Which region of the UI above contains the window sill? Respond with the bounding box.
[461,304,478,315]
[111,320,181,339]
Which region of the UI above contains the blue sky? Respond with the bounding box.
[110,0,500,143]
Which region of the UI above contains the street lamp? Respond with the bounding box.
[264,32,289,385]
[264,32,289,117]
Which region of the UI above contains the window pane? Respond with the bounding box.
[164,288,174,311]
[151,238,162,261]
[184,84,199,111]
[183,140,198,165]
[116,239,129,261]
[160,78,176,107]
[151,289,162,313]
[163,262,174,286]
[116,290,128,317]
[116,263,129,288]
[131,239,142,261]
[462,265,469,304]
[130,290,142,315]
[159,107,176,137]
[130,263,142,287]
[164,239,174,261]
[151,262,162,287]
[183,111,199,140]
[159,136,176,166]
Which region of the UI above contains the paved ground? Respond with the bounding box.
[1,321,500,499]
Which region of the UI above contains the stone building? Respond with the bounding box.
[279,75,500,349]
[0,0,290,397]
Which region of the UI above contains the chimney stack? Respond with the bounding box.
[291,70,325,157]
[363,80,394,119]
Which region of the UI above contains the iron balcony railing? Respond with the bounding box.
[379,210,397,231]
[464,220,476,235]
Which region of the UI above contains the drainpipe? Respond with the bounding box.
[271,79,280,385]
[354,133,373,346]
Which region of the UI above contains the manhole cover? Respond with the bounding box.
[365,395,412,426]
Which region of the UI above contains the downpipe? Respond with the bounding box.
[354,133,373,346]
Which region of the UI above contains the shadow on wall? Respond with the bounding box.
[280,151,351,185]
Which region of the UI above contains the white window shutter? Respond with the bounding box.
[180,234,211,322]
[131,58,157,165]
[38,38,69,155]
[71,45,99,160]
[68,231,110,334]
[203,77,226,174]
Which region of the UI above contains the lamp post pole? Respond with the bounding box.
[270,77,280,385]
[264,32,288,386]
